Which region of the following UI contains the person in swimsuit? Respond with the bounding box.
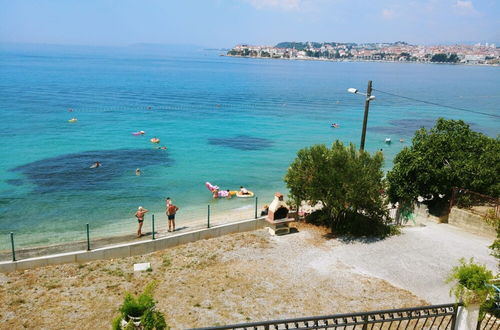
[90,161,101,168]
[166,199,179,232]
[134,206,148,237]
[240,186,250,195]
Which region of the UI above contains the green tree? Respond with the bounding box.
[284,141,390,236]
[387,118,500,208]
[431,53,448,62]
[448,53,459,63]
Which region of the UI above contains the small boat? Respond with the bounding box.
[385,138,392,144]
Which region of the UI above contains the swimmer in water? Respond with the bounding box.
[136,168,141,176]
[157,146,167,150]
[90,161,101,168]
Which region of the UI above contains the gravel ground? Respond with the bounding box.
[0,223,427,329]
[0,219,495,329]
[326,219,497,304]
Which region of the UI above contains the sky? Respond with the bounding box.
[0,0,499,47]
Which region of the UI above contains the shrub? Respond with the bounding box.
[446,258,494,306]
[112,281,168,330]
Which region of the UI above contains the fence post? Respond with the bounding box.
[207,204,211,228]
[362,314,368,330]
[448,186,456,214]
[152,214,155,240]
[454,304,479,330]
[255,197,258,219]
[10,232,16,262]
[86,223,90,251]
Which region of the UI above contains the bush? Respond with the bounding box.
[112,281,168,330]
[446,258,494,306]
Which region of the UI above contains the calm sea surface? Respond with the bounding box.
[0,45,498,249]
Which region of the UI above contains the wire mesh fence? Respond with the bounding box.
[0,198,263,263]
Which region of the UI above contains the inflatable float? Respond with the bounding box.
[236,191,254,198]
[132,131,145,136]
[68,118,77,123]
[150,137,160,143]
[205,182,237,198]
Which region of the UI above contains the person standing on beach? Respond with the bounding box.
[134,206,148,237]
[166,198,179,232]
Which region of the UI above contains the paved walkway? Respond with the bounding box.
[313,220,497,304]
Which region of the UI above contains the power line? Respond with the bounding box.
[372,88,500,118]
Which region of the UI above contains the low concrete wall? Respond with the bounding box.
[0,218,267,273]
[448,207,495,238]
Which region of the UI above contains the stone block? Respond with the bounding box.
[15,257,49,271]
[102,245,131,260]
[0,261,17,273]
[129,241,156,256]
[176,232,200,245]
[76,250,105,263]
[154,236,179,250]
[46,253,77,266]
[199,227,220,240]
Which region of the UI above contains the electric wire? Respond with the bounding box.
[372,88,500,118]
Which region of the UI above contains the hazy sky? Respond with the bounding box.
[1,0,499,47]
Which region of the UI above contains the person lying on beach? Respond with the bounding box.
[134,206,148,237]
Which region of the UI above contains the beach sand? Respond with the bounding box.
[0,223,426,329]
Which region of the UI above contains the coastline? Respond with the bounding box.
[0,202,263,261]
[223,54,500,67]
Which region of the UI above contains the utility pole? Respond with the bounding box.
[359,80,373,151]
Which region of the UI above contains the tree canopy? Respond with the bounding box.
[387,118,500,206]
[284,141,390,236]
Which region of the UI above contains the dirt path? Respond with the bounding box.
[0,223,426,329]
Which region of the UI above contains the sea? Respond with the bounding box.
[0,43,498,252]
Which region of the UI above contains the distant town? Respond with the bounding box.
[226,41,500,65]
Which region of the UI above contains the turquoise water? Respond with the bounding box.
[0,45,499,249]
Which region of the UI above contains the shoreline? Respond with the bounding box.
[223,54,500,67]
[0,203,263,261]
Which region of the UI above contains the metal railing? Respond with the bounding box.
[449,187,500,218]
[192,303,461,330]
[478,312,500,330]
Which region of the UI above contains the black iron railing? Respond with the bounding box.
[192,303,461,330]
[477,312,500,330]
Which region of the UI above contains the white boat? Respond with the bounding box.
[384,138,391,144]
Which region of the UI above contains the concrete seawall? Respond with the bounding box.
[0,218,267,273]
